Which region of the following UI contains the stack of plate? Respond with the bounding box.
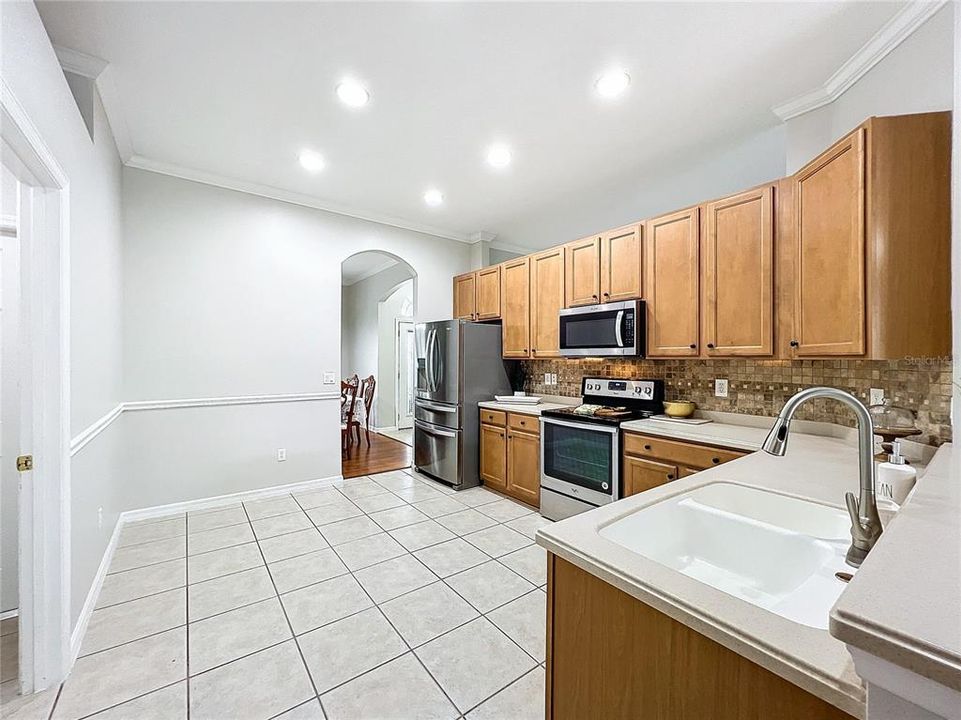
[493,395,542,405]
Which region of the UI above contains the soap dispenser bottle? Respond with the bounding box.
[875,439,917,510]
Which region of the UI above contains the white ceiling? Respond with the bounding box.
[341,252,398,286]
[37,1,905,248]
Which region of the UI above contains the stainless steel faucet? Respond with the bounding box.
[762,387,882,568]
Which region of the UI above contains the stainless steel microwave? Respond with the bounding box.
[558,299,645,357]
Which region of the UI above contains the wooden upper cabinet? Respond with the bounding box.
[791,129,866,356]
[703,186,774,356]
[565,236,602,307]
[601,224,642,303]
[453,272,476,320]
[501,257,531,358]
[530,247,566,358]
[644,207,700,357]
[475,266,501,320]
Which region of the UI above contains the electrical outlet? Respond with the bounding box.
[97,506,103,530]
[544,372,551,385]
[715,379,729,398]
[323,371,336,384]
[550,373,558,385]
[869,388,885,406]
[277,448,287,462]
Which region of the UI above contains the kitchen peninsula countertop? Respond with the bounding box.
[537,431,877,718]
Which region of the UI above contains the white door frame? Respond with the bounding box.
[395,320,414,430]
[1,78,71,693]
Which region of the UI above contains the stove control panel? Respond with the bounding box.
[581,378,660,400]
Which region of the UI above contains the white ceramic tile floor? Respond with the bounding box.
[33,470,550,720]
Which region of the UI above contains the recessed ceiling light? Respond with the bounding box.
[595,69,631,99]
[424,188,444,207]
[486,144,512,169]
[336,80,370,108]
[298,149,325,173]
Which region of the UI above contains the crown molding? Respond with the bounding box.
[490,239,542,255]
[126,154,473,243]
[52,45,107,79]
[468,231,497,244]
[772,0,947,121]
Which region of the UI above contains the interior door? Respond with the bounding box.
[396,321,415,429]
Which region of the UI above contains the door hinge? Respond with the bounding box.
[17,455,33,472]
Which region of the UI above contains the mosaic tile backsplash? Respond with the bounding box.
[517,358,953,446]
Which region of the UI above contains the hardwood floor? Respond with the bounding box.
[342,431,413,478]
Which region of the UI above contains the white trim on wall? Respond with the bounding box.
[69,392,340,456]
[772,0,947,120]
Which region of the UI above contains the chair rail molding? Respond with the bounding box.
[69,391,341,456]
[772,0,947,121]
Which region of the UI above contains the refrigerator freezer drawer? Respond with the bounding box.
[414,420,462,486]
[414,399,461,430]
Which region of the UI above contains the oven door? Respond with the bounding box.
[540,417,619,507]
[558,300,640,357]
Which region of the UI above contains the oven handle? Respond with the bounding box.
[614,310,625,347]
[539,416,620,435]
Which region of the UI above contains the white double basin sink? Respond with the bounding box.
[598,483,853,630]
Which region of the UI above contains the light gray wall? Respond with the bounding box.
[496,124,787,250]
[1,2,126,627]
[341,262,415,392]
[952,3,960,421]
[785,5,954,172]
[376,280,414,428]
[489,248,522,265]
[122,168,469,501]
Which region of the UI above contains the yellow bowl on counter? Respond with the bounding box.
[663,400,697,418]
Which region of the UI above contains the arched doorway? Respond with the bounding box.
[340,251,417,477]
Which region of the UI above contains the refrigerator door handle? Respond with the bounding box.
[415,420,457,438]
[425,329,436,392]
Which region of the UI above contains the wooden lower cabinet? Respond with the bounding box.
[546,555,856,720]
[479,410,540,507]
[622,431,747,498]
[507,429,540,506]
[479,423,507,492]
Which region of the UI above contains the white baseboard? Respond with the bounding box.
[69,472,343,668]
[120,474,343,524]
[70,517,123,664]
[0,609,18,621]
[375,425,398,433]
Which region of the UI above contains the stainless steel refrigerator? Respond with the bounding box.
[413,320,511,489]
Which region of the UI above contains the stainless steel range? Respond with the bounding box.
[539,377,664,520]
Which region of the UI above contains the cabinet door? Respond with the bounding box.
[703,186,774,356]
[792,128,866,356]
[507,430,540,507]
[475,266,501,320]
[453,272,476,320]
[530,247,566,358]
[501,257,531,358]
[644,207,700,357]
[565,236,602,307]
[601,224,642,302]
[623,456,678,497]
[480,423,507,492]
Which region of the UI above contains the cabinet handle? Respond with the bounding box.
[499,433,504,438]
[667,474,675,480]
[712,457,720,464]
[689,343,697,350]
[707,343,715,350]
[592,294,598,300]
[603,292,610,298]
[790,340,799,348]
[643,444,652,451]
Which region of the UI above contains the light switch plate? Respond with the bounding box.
[870,388,885,406]
[323,371,336,384]
[550,373,558,386]
[715,379,729,398]
[277,448,287,462]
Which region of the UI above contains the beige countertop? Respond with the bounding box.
[536,432,870,718]
[829,442,960,692]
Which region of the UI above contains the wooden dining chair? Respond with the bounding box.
[341,379,359,456]
[351,375,376,447]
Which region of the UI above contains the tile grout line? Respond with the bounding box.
[185,517,192,720]
[240,499,327,718]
